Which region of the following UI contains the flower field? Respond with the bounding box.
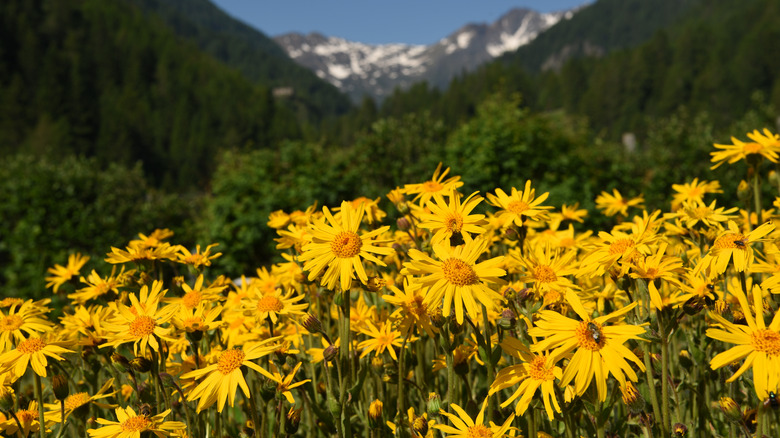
[2,130,780,438]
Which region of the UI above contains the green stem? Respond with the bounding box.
[34,373,45,438]
[641,342,661,434]
[481,304,495,423]
[339,289,352,438]
[660,330,670,437]
[528,406,537,438]
[755,401,764,438]
[248,388,261,438]
[397,331,412,431]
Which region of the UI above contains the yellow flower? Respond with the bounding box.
[577,211,660,278]
[486,180,552,227]
[403,162,464,206]
[403,237,506,324]
[435,398,515,438]
[710,129,780,169]
[59,305,114,347]
[266,362,311,404]
[629,242,685,310]
[665,199,738,231]
[595,189,645,217]
[512,245,578,293]
[100,281,176,356]
[177,244,222,269]
[0,336,72,378]
[70,267,127,304]
[528,290,646,402]
[45,378,117,421]
[335,196,387,225]
[671,178,722,210]
[382,279,439,338]
[417,190,487,246]
[299,201,392,291]
[45,253,89,292]
[0,300,53,352]
[171,303,223,335]
[249,288,308,325]
[697,220,774,278]
[707,284,780,399]
[182,340,279,413]
[165,274,225,311]
[490,337,562,420]
[357,321,406,361]
[0,401,58,437]
[87,406,185,438]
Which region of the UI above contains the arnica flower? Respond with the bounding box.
[266,362,311,404]
[334,196,387,225]
[101,281,176,356]
[387,407,437,438]
[577,218,658,278]
[490,337,562,420]
[707,284,780,400]
[628,242,685,310]
[0,299,53,352]
[403,162,464,206]
[665,199,738,231]
[248,288,308,325]
[670,178,722,210]
[435,398,515,438]
[486,180,552,227]
[512,245,578,293]
[299,201,392,292]
[710,129,780,169]
[528,290,646,402]
[0,336,72,378]
[595,189,645,217]
[165,274,224,312]
[176,243,222,269]
[403,237,506,324]
[357,321,406,361]
[45,253,89,292]
[87,406,186,438]
[45,378,116,421]
[70,267,127,304]
[182,340,279,413]
[382,279,439,338]
[696,220,775,278]
[0,401,58,437]
[417,190,487,247]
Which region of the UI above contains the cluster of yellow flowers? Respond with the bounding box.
[0,130,779,438]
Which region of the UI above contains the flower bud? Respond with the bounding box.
[673,423,688,437]
[51,374,69,401]
[261,378,277,403]
[323,345,339,363]
[130,357,152,373]
[737,180,751,202]
[285,406,302,434]
[497,308,517,330]
[429,308,446,328]
[412,414,428,437]
[397,216,411,231]
[333,291,345,307]
[365,276,386,293]
[504,227,519,242]
[371,356,384,374]
[302,314,324,335]
[426,392,442,416]
[0,386,15,412]
[368,400,383,428]
[620,382,645,414]
[111,352,132,373]
[719,396,742,424]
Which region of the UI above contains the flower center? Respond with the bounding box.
[751,329,780,357]
[444,213,463,233]
[534,265,557,283]
[714,233,748,250]
[17,338,46,354]
[691,206,712,219]
[182,317,204,332]
[576,321,604,351]
[528,356,555,381]
[0,315,23,331]
[330,231,362,258]
[466,424,492,438]
[506,200,529,215]
[422,181,443,192]
[442,258,479,286]
[217,349,246,374]
[120,415,152,432]
[64,393,90,411]
[182,290,202,309]
[257,295,285,313]
[608,239,635,255]
[128,316,156,338]
[743,142,763,154]
[406,295,427,317]
[17,409,37,423]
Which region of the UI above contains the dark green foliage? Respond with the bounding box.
[0,155,195,297]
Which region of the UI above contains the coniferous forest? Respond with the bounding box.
[4,0,780,437]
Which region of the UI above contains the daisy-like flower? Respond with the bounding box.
[100,281,176,356]
[357,320,406,361]
[417,190,487,246]
[710,130,780,169]
[59,305,114,347]
[629,242,685,310]
[248,288,308,324]
[387,407,437,438]
[177,243,222,270]
[299,201,392,292]
[664,199,738,231]
[707,284,780,400]
[403,237,506,324]
[45,378,116,421]
[165,274,225,312]
[105,242,181,264]
[595,189,645,217]
[490,337,562,420]
[70,267,127,304]
[577,211,660,278]
[182,339,279,413]
[671,178,722,210]
[382,279,439,338]
[435,398,514,438]
[0,336,72,378]
[335,196,387,225]
[528,290,646,401]
[696,220,775,278]
[45,253,89,292]
[512,245,578,293]
[266,362,311,404]
[486,180,552,227]
[0,401,58,437]
[171,304,223,335]
[0,300,53,352]
[87,406,186,438]
[403,162,464,206]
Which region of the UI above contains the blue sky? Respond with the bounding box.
[211,0,591,45]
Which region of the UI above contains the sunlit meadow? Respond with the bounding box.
[2,130,780,438]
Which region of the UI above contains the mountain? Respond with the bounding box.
[274,7,576,102]
[124,0,353,123]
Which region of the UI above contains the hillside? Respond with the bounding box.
[0,0,302,190]
[124,0,353,122]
